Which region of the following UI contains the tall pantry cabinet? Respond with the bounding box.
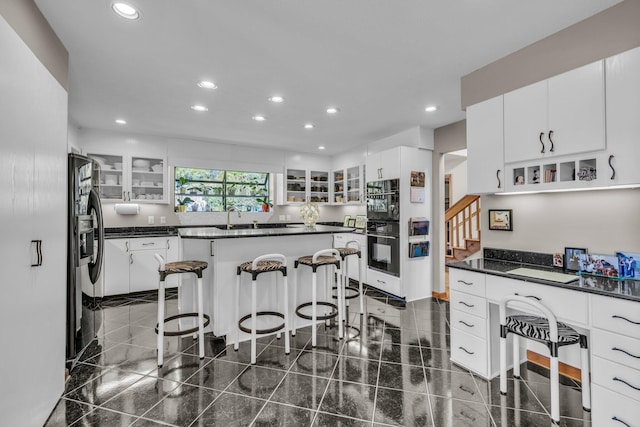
[0,15,68,427]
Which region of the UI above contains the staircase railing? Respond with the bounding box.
[445,195,481,258]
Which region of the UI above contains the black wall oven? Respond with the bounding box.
[367,220,400,277]
[366,179,399,221]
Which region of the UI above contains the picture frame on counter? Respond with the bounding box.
[354,215,366,229]
[564,247,587,272]
[343,215,351,227]
[488,209,512,231]
[348,218,356,227]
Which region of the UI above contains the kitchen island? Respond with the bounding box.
[178,225,356,342]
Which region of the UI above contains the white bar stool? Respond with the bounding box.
[335,240,364,315]
[154,255,210,367]
[293,249,343,347]
[234,253,290,365]
[499,295,590,424]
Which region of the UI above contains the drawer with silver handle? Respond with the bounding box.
[450,328,488,378]
[451,309,487,339]
[592,384,640,427]
[449,269,486,297]
[592,328,640,372]
[592,294,640,338]
[451,290,487,319]
[592,356,640,403]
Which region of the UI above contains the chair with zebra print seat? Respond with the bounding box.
[499,295,590,424]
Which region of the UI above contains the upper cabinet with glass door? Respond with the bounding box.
[86,152,167,203]
[332,165,363,204]
[283,168,329,204]
[87,152,124,201]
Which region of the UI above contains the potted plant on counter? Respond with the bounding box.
[176,197,193,213]
[256,196,273,212]
[177,176,189,194]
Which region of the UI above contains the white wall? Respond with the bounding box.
[446,158,468,206]
[481,188,640,254]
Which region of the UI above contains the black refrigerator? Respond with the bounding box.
[66,153,104,367]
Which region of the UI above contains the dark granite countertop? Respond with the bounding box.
[448,258,640,302]
[179,225,355,239]
[105,226,179,238]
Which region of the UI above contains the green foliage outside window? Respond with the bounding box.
[175,167,269,212]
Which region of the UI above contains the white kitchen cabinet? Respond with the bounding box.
[283,168,329,204]
[504,60,605,163]
[103,236,179,295]
[466,95,505,194]
[333,233,367,282]
[590,294,640,424]
[103,239,130,296]
[0,16,68,425]
[331,165,364,204]
[366,147,401,181]
[605,46,640,187]
[87,152,167,204]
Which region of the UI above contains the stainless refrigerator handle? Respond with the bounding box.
[87,189,104,284]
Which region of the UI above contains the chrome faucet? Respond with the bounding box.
[226,205,241,229]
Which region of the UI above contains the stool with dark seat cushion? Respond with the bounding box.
[499,295,590,424]
[154,255,210,367]
[293,249,343,347]
[335,240,364,315]
[234,254,289,364]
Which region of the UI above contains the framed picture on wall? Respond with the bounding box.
[488,209,512,231]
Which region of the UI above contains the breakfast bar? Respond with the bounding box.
[178,225,355,342]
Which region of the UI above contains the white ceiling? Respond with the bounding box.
[35,0,620,155]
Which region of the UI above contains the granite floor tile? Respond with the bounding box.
[190,392,265,426]
[184,359,247,391]
[64,368,146,407]
[254,401,316,426]
[43,398,94,427]
[426,367,484,403]
[429,395,493,427]
[270,372,329,410]
[313,411,372,427]
[63,362,114,395]
[253,343,301,370]
[70,407,138,426]
[319,379,376,422]
[291,350,339,378]
[332,355,379,385]
[102,375,181,417]
[378,361,427,392]
[374,387,432,426]
[379,343,425,366]
[147,353,211,383]
[226,365,287,399]
[482,376,548,414]
[139,383,218,426]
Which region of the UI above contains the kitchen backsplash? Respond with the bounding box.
[483,247,554,268]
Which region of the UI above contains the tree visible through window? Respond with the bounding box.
[175,167,269,212]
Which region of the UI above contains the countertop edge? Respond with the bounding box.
[448,261,640,303]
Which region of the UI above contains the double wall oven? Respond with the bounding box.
[366,179,400,277]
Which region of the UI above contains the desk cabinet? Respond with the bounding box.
[590,294,640,425]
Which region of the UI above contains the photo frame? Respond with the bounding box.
[564,247,587,272]
[410,171,425,187]
[343,215,351,227]
[488,209,512,231]
[348,218,356,227]
[354,215,366,229]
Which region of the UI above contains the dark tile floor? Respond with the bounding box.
[46,287,591,426]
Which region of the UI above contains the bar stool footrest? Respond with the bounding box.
[238,311,285,335]
[296,302,338,321]
[331,285,360,300]
[155,313,210,337]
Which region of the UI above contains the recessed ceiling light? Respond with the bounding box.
[252,115,266,122]
[268,96,284,103]
[304,123,314,129]
[197,80,217,90]
[425,105,439,113]
[191,105,208,112]
[326,107,340,114]
[318,146,326,150]
[112,2,140,20]
[115,119,127,125]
